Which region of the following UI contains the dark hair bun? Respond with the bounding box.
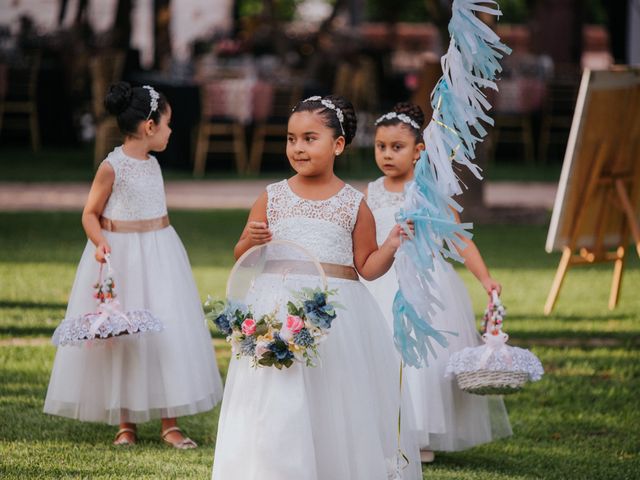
[324,95,358,145]
[393,102,425,129]
[104,81,133,116]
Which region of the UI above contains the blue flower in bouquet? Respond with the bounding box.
[268,334,294,362]
[214,313,233,335]
[293,328,314,348]
[240,336,256,356]
[303,292,336,329]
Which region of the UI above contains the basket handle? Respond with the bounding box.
[483,289,506,339]
[104,253,113,276]
[491,289,500,305]
[96,254,114,284]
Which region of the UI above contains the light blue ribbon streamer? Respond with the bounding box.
[392,0,511,367]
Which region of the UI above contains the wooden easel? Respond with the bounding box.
[544,71,640,315]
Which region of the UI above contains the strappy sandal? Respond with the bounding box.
[161,426,198,449]
[113,428,136,446]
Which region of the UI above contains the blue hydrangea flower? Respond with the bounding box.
[268,334,294,362]
[240,337,256,356]
[293,328,314,348]
[303,292,336,329]
[214,313,232,335]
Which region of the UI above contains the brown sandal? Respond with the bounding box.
[161,426,197,449]
[113,428,136,446]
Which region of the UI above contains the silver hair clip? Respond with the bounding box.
[302,96,345,136]
[375,112,421,131]
[143,85,160,120]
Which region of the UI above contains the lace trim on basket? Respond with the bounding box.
[445,345,544,382]
[52,309,163,346]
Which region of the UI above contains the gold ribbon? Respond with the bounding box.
[263,260,359,281]
[431,94,462,162]
[100,215,170,233]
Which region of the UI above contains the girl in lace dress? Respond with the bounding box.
[212,95,422,480]
[44,82,223,448]
[363,103,512,461]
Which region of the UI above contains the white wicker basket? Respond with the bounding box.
[455,369,529,395]
[446,291,543,396]
[52,255,163,346]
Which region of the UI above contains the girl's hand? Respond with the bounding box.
[399,219,414,239]
[481,277,502,297]
[247,221,272,245]
[95,241,111,263]
[383,222,412,251]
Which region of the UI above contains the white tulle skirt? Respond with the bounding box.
[363,260,512,451]
[44,226,223,425]
[212,275,422,480]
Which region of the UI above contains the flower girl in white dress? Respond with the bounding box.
[44,82,223,448]
[212,95,422,480]
[363,103,512,461]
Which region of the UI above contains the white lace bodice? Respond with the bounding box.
[266,180,363,266]
[366,177,405,245]
[101,146,168,221]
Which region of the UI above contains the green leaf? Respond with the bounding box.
[255,323,269,336]
[287,301,299,316]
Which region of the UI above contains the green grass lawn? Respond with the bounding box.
[1,211,638,479]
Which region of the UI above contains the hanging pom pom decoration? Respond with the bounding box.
[393,0,512,367]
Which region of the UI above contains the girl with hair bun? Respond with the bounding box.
[363,102,512,462]
[212,95,422,480]
[44,82,223,448]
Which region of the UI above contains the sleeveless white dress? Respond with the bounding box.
[44,146,223,425]
[363,177,512,451]
[212,179,422,480]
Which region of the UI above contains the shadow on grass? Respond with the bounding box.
[0,326,56,337]
[507,312,634,322]
[0,301,67,310]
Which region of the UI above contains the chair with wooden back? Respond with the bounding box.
[0,51,41,151]
[194,73,250,176]
[248,83,302,174]
[90,50,126,167]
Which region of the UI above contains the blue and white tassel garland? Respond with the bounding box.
[393,0,511,367]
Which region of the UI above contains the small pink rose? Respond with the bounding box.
[241,318,256,335]
[286,315,304,334]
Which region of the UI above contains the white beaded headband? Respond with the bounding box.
[142,85,160,120]
[375,112,421,131]
[302,96,345,135]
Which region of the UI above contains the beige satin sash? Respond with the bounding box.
[100,215,170,233]
[263,259,359,281]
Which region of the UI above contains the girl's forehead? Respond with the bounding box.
[288,110,330,132]
[375,124,415,141]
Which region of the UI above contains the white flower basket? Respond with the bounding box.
[52,254,163,346]
[446,291,543,396]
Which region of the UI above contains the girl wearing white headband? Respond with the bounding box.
[363,102,512,462]
[44,81,223,449]
[212,95,422,480]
